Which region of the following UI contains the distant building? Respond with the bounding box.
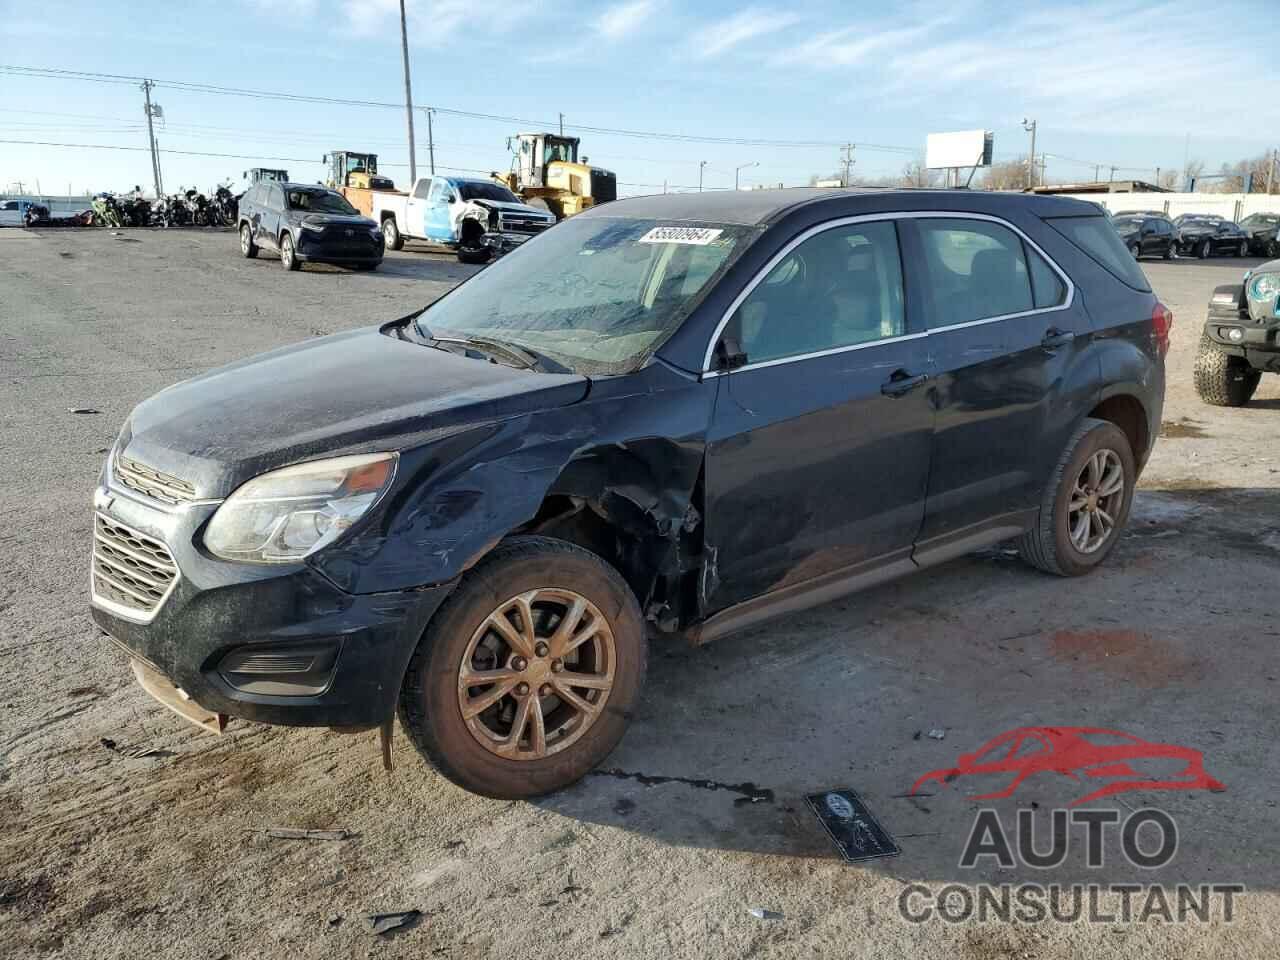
[1028,180,1168,195]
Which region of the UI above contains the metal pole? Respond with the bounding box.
[1021,119,1036,189]
[142,80,162,198]
[398,0,417,183]
[426,107,435,175]
[1094,164,1100,182]
[559,113,564,137]
[1109,166,1117,182]
[1268,148,1276,195]
[699,161,706,192]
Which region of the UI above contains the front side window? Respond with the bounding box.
[416,217,756,375]
[918,218,1033,326]
[427,179,447,203]
[412,179,432,199]
[723,221,905,364]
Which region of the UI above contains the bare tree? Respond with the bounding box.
[1158,169,1180,191]
[1183,159,1206,187]
[899,161,933,188]
[981,157,1032,191]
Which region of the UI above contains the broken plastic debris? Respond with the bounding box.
[264,828,353,841]
[928,729,946,740]
[68,407,101,415]
[747,907,784,921]
[368,910,421,935]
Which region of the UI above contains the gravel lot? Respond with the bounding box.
[2,226,1279,959]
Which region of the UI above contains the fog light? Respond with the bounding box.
[217,640,341,696]
[1225,327,1245,343]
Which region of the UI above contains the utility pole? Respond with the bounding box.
[1109,165,1117,182]
[734,161,758,191]
[141,80,163,198]
[398,0,417,183]
[840,143,855,186]
[425,107,435,175]
[559,113,564,137]
[698,160,707,192]
[1155,166,1161,188]
[1094,164,1101,182]
[1021,118,1037,189]
[1268,148,1276,195]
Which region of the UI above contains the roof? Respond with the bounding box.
[580,187,1101,226]
[1029,180,1168,195]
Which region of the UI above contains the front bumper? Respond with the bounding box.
[481,230,540,255]
[90,482,455,730]
[295,229,384,264]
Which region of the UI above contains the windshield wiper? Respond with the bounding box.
[417,324,571,374]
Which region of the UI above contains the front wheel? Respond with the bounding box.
[1018,418,1135,577]
[1238,240,1249,258]
[280,232,301,271]
[1199,239,1212,259]
[1268,239,1279,259]
[1194,335,1261,406]
[239,223,257,259]
[1163,241,1175,260]
[1128,242,1141,260]
[398,536,646,799]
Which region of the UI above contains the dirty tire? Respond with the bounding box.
[382,216,403,251]
[398,536,646,800]
[239,223,257,259]
[457,225,491,265]
[280,232,300,271]
[1193,335,1261,406]
[1017,418,1135,578]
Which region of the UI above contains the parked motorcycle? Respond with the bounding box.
[211,184,238,226]
[90,194,123,228]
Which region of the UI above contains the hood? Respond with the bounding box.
[121,325,589,498]
[295,212,378,229]
[469,198,554,218]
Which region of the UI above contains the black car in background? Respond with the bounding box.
[1239,212,1280,258]
[1174,214,1251,259]
[92,188,1168,799]
[1112,213,1176,260]
[238,182,383,271]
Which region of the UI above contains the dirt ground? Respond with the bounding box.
[2,226,1278,959]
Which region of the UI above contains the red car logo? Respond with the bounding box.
[911,726,1225,807]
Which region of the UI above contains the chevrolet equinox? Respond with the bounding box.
[91,189,1169,799]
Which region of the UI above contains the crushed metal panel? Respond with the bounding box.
[804,789,900,863]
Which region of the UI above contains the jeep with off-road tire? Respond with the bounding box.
[1194,258,1280,406]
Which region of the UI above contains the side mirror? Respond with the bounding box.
[714,337,748,372]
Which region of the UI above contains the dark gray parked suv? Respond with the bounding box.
[92,188,1169,799]
[237,182,383,271]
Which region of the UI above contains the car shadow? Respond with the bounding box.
[538,486,1280,891]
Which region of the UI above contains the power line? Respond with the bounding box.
[0,63,919,154]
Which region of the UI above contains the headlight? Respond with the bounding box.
[1250,273,1280,300]
[204,453,397,563]
[299,220,325,232]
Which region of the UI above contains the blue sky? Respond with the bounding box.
[1,0,1277,197]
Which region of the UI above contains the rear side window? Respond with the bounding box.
[1046,215,1151,291]
[1027,246,1067,308]
[917,218,1033,326]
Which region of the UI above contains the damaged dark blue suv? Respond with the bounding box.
[91,188,1169,799]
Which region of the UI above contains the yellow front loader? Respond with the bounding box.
[492,133,617,220]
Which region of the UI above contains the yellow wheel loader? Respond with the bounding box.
[323,151,399,219]
[491,133,617,220]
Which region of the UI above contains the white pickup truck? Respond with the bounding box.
[370,175,556,263]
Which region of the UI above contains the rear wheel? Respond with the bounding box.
[382,216,403,251]
[1018,418,1135,577]
[1199,239,1212,259]
[1128,242,1141,260]
[1238,240,1249,258]
[399,537,646,799]
[1194,334,1261,406]
[239,223,257,259]
[1163,240,1175,260]
[1268,239,1279,258]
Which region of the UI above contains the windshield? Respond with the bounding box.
[457,181,519,203]
[415,217,757,374]
[1248,215,1279,227]
[288,190,357,215]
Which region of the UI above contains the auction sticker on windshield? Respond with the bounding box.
[638,226,724,245]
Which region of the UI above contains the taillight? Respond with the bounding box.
[1152,301,1173,355]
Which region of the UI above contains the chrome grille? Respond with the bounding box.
[115,455,196,505]
[92,515,179,619]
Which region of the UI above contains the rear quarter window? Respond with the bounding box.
[1047,215,1151,291]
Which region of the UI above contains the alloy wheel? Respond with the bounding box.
[1067,449,1125,554]
[240,226,250,254]
[457,588,616,761]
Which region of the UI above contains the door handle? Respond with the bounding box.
[881,369,929,397]
[1041,327,1075,350]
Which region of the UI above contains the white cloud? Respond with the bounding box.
[692,7,801,58]
[594,1,654,40]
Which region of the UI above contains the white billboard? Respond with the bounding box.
[926,130,994,169]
